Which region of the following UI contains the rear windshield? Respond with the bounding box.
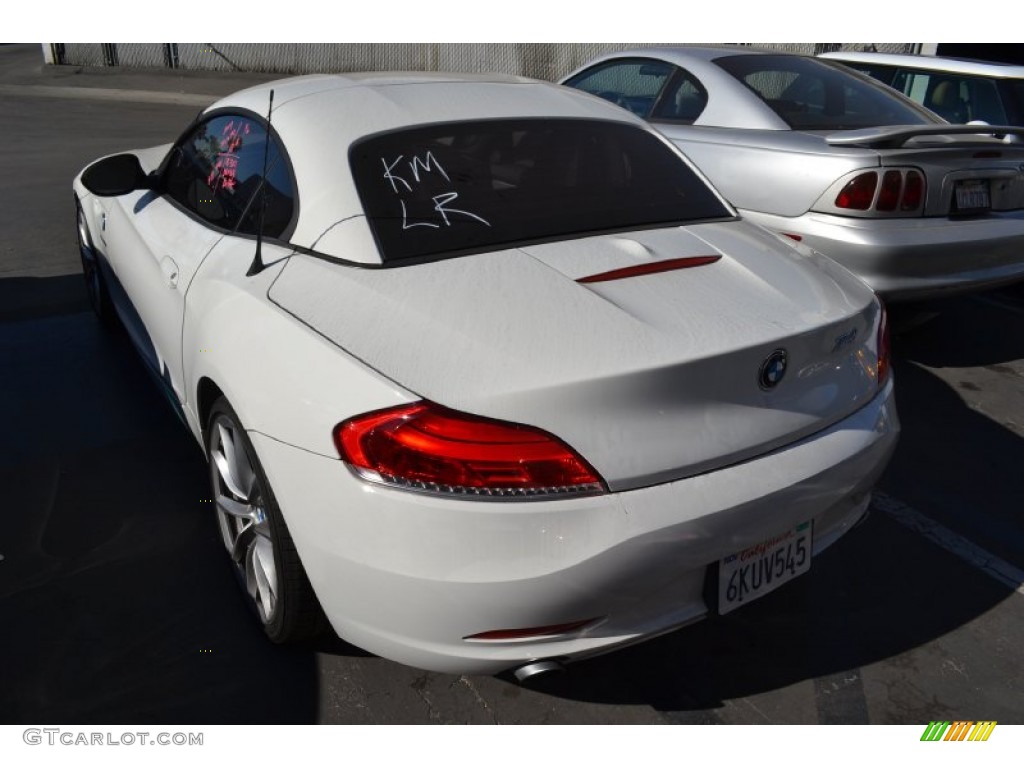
[349,118,731,263]
[714,54,938,130]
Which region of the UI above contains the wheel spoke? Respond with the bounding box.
[230,519,256,561]
[247,534,277,619]
[214,425,249,500]
[216,493,253,521]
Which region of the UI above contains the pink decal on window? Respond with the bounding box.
[207,120,252,194]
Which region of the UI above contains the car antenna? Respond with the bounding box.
[247,88,275,277]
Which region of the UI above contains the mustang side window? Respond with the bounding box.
[564,59,674,118]
[650,70,709,123]
[163,114,295,238]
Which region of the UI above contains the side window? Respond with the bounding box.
[1000,80,1024,125]
[895,70,1009,124]
[650,69,709,123]
[163,114,295,238]
[893,70,931,103]
[565,59,674,118]
[922,75,970,123]
[964,78,1008,124]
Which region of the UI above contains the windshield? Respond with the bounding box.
[349,118,732,264]
[715,54,939,130]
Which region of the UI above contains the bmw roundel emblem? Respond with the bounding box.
[758,349,788,390]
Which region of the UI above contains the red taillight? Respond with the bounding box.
[901,171,924,211]
[835,172,877,210]
[834,169,924,213]
[876,171,903,212]
[334,402,605,498]
[876,303,891,387]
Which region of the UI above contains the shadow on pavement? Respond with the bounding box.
[0,274,318,723]
[890,288,1024,369]
[0,275,91,322]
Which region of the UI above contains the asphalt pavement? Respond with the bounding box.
[1,43,1022,725]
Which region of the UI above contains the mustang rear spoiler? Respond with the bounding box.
[826,124,1024,149]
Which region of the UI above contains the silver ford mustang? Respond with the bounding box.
[563,47,1024,301]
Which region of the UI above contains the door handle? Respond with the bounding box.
[159,256,179,288]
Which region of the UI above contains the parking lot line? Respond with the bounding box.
[872,492,1024,595]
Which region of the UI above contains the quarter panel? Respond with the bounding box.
[658,125,881,217]
[182,240,414,456]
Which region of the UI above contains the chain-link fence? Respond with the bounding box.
[46,43,922,81]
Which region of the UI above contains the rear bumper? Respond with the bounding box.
[252,381,898,675]
[743,209,1024,301]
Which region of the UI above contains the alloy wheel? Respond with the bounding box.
[209,414,279,624]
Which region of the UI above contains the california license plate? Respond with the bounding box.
[718,522,812,614]
[954,179,990,212]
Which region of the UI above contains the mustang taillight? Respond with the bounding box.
[901,171,924,210]
[876,303,891,387]
[836,171,877,210]
[876,170,902,211]
[834,169,925,213]
[334,402,606,498]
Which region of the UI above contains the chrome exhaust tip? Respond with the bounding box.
[513,660,566,683]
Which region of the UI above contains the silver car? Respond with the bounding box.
[819,51,1024,127]
[562,47,1024,301]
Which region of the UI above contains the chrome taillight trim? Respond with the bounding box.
[343,464,606,502]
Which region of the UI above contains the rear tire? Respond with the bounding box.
[206,397,326,643]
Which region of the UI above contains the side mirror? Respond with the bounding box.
[81,154,151,196]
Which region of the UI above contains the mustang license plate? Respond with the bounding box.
[718,522,811,614]
[954,179,990,213]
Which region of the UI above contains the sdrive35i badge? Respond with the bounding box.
[758,349,788,390]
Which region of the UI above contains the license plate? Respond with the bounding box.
[954,179,990,212]
[718,522,812,614]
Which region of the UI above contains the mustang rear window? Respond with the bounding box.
[349,118,731,263]
[715,54,938,131]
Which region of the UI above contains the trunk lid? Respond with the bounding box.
[269,222,881,490]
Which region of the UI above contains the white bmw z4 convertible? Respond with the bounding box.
[73,73,899,678]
